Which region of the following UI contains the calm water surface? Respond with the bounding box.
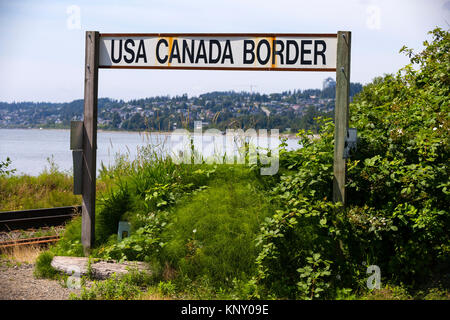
[0,128,301,176]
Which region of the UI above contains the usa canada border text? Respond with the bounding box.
[98,33,337,71]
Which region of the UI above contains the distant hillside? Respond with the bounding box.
[0,83,362,133]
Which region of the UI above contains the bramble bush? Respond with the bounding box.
[251,28,449,299]
[252,119,354,299]
[347,27,449,285]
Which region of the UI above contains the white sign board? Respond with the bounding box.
[99,33,337,71]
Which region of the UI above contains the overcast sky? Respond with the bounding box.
[0,0,448,102]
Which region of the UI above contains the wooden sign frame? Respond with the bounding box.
[80,31,351,252]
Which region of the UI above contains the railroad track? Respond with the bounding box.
[0,206,81,248]
[0,235,61,249]
[0,205,81,232]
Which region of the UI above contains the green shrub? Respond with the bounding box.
[157,280,176,296]
[96,183,131,245]
[52,216,84,257]
[347,27,449,284]
[0,157,16,176]
[253,119,350,299]
[361,285,412,300]
[70,268,155,300]
[93,145,217,250]
[72,273,141,300]
[252,28,449,299]
[422,288,450,300]
[99,220,166,262]
[34,251,59,279]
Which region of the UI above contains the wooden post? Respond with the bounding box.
[82,31,99,254]
[333,31,351,205]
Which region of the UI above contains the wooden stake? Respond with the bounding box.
[82,31,99,254]
[333,31,351,205]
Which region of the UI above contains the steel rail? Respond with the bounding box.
[0,206,81,231]
[0,235,61,249]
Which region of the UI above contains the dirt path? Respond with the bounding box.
[0,262,81,300]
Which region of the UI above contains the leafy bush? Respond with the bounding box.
[92,163,219,262]
[251,28,449,299]
[69,267,156,300]
[98,217,166,262]
[72,273,141,300]
[347,27,449,284]
[51,216,84,257]
[157,280,177,296]
[0,157,16,176]
[253,119,351,299]
[361,285,412,300]
[422,288,450,300]
[96,183,131,244]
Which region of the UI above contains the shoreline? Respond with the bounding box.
[0,127,301,139]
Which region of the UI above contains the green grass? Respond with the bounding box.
[51,216,84,256]
[33,251,59,279]
[160,166,272,287]
[0,171,81,211]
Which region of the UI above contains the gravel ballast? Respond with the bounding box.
[0,262,81,300]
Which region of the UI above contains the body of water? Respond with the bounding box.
[0,128,301,176]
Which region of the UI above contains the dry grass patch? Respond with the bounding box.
[1,244,43,264]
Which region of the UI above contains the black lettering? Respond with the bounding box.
[256,39,270,65]
[301,40,312,65]
[221,40,233,64]
[169,39,181,63]
[182,39,195,63]
[272,39,284,65]
[243,40,255,64]
[156,39,168,64]
[111,39,122,63]
[124,39,135,64]
[286,40,299,65]
[314,40,326,65]
[195,40,207,63]
[209,40,221,64]
[135,40,147,63]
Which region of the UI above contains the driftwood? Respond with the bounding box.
[51,256,151,280]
